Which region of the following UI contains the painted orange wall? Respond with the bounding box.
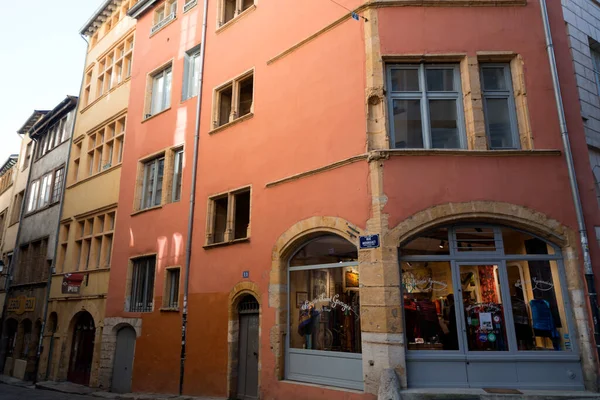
[108,0,600,398]
[109,0,370,397]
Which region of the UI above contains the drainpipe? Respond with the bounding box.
[0,132,38,373]
[179,0,209,395]
[32,34,87,384]
[540,0,600,363]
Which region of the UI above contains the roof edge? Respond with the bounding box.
[128,0,158,19]
[80,0,126,36]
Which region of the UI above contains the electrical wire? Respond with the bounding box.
[325,0,368,21]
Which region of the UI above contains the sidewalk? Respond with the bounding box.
[35,380,224,400]
[0,376,224,400]
[400,388,600,400]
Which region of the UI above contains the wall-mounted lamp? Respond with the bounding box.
[439,240,445,249]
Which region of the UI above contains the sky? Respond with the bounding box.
[0,1,101,164]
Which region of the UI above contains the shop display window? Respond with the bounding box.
[400,225,572,354]
[402,261,459,350]
[289,235,361,354]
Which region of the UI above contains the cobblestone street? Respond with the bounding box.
[0,384,92,399]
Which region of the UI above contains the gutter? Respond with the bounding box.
[32,35,87,384]
[179,0,209,394]
[539,0,600,364]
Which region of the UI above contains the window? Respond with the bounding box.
[149,66,172,116]
[16,238,48,284]
[207,187,250,244]
[172,149,183,202]
[183,46,201,100]
[52,168,64,203]
[38,173,52,209]
[400,225,572,353]
[184,0,197,12]
[136,147,182,211]
[152,0,177,34]
[219,0,253,25]
[164,267,180,308]
[590,44,600,97]
[129,255,156,312]
[0,167,13,194]
[86,115,126,178]
[10,191,24,225]
[36,113,72,159]
[96,33,135,99]
[141,157,165,209]
[387,64,465,149]
[0,209,7,244]
[22,142,32,171]
[26,180,39,213]
[481,64,519,149]
[57,223,70,273]
[287,235,361,387]
[214,72,253,128]
[74,211,115,271]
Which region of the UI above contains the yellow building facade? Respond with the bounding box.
[39,0,137,389]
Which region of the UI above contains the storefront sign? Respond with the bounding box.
[359,234,380,249]
[7,296,36,315]
[62,273,84,294]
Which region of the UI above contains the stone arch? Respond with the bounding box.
[386,201,597,391]
[268,216,364,380]
[227,282,261,400]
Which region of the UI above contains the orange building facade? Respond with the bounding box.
[105,0,600,398]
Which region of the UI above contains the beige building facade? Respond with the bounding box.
[40,0,137,388]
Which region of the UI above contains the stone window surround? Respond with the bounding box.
[210,68,255,134]
[131,144,184,215]
[161,265,182,311]
[124,252,158,313]
[379,53,533,151]
[204,185,252,247]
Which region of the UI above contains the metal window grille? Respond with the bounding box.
[238,296,259,314]
[167,268,180,308]
[184,0,197,12]
[129,256,156,312]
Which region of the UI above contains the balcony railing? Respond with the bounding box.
[184,0,197,12]
[151,13,175,34]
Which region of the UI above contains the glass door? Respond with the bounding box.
[455,263,511,352]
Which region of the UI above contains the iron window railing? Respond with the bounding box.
[129,256,156,312]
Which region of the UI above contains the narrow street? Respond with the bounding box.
[0,384,92,400]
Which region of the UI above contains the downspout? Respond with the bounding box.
[0,133,38,373]
[540,0,600,362]
[32,33,88,383]
[179,0,209,395]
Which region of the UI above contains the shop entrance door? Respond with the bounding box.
[67,312,95,386]
[456,262,518,387]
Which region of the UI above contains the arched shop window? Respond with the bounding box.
[399,225,573,353]
[287,234,362,390]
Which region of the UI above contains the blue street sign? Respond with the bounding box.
[359,234,380,249]
[243,271,249,278]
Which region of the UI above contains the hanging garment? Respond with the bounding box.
[529,299,557,338]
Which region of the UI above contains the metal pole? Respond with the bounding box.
[539,0,600,361]
[179,0,209,394]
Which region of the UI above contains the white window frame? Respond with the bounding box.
[386,63,466,149]
[172,149,183,202]
[149,66,172,116]
[591,46,600,97]
[182,46,201,101]
[184,0,197,12]
[26,180,39,213]
[480,63,520,150]
[141,157,165,210]
[38,173,52,209]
